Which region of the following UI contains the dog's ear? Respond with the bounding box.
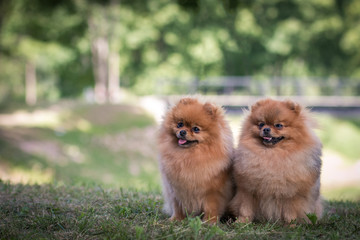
[203,102,219,119]
[251,99,267,112]
[179,98,196,105]
[284,100,302,114]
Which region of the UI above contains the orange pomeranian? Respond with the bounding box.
[230,98,323,223]
[158,98,233,223]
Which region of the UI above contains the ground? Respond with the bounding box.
[0,99,359,239]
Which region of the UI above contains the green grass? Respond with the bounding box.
[315,114,360,163]
[0,182,359,240]
[0,101,159,190]
[1,102,360,239]
[323,186,360,201]
[1,103,360,198]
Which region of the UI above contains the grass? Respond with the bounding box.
[0,101,160,190]
[322,186,360,201]
[1,101,359,192]
[0,181,359,240]
[315,114,360,163]
[0,100,360,239]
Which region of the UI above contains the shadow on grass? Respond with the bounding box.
[0,182,359,239]
[0,103,160,190]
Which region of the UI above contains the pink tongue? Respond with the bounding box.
[178,139,187,145]
[263,137,272,141]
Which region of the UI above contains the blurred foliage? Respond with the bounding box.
[1,0,360,101]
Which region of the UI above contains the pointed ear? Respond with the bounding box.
[284,100,302,114]
[203,102,219,119]
[179,98,196,105]
[251,99,266,112]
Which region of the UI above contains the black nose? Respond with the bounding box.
[263,128,271,134]
[180,130,187,137]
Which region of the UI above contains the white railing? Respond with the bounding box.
[156,76,360,97]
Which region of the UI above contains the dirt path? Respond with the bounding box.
[321,150,360,188]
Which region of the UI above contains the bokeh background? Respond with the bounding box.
[0,0,359,200]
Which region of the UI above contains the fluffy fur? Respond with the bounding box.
[158,97,233,223]
[230,98,323,223]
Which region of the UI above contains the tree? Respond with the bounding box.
[1,0,360,102]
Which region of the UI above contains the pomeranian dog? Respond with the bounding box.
[158,97,233,223]
[230,98,323,223]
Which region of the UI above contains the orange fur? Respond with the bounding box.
[158,98,233,223]
[230,98,323,223]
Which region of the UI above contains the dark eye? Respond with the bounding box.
[275,123,283,129]
[177,122,184,128]
[258,122,265,129]
[192,127,200,133]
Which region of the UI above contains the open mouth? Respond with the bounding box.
[262,136,284,146]
[178,138,199,147]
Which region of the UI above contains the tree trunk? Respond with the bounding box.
[25,61,37,105]
[91,37,109,103]
[108,52,120,103]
